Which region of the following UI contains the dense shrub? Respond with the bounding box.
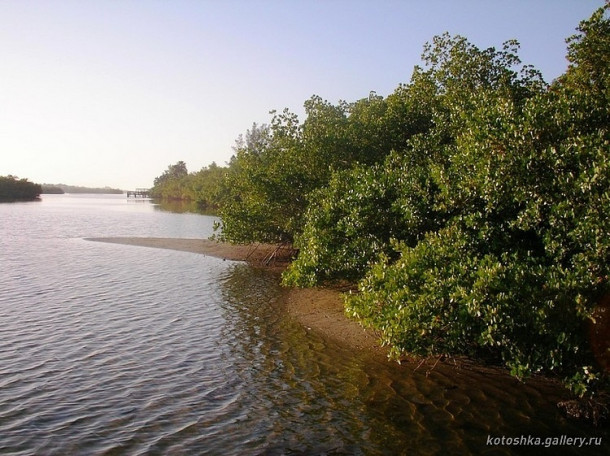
[290,5,609,393]
[284,146,444,286]
[283,163,403,286]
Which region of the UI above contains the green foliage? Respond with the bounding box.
[190,162,227,209]
[217,121,307,243]
[561,3,610,130]
[150,161,190,200]
[0,175,42,201]
[283,163,403,286]
[284,145,444,286]
[289,4,609,394]
[346,224,599,382]
[150,160,227,210]
[286,30,546,287]
[217,87,434,245]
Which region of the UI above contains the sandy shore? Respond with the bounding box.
[85,237,385,355]
[85,237,293,265]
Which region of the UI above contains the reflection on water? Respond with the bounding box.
[0,195,608,455]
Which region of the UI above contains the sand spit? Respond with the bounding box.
[85,236,383,354]
[85,237,292,265]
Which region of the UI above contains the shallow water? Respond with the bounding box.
[0,195,607,455]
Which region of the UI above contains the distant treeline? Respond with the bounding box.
[0,175,42,201]
[41,184,124,194]
[0,178,123,199]
[151,6,609,395]
[149,161,224,209]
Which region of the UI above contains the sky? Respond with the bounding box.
[0,0,604,190]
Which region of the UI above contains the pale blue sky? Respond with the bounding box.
[0,0,603,189]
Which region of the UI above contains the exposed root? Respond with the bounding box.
[262,242,296,266]
[557,395,609,427]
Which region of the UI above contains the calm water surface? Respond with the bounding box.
[0,195,607,455]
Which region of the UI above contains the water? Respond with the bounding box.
[0,194,607,455]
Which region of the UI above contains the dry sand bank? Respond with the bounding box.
[85,237,291,265]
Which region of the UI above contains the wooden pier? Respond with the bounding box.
[127,188,151,198]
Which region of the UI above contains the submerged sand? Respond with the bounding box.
[85,237,385,355]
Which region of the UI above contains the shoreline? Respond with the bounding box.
[85,237,384,355]
[85,237,293,266]
[85,236,599,423]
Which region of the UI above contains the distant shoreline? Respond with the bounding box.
[42,184,123,194]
